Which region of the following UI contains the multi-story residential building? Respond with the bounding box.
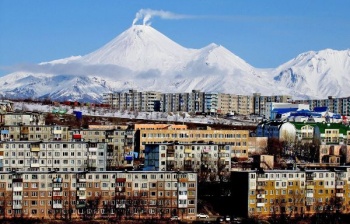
[237,95,254,115]
[0,141,107,172]
[105,89,290,115]
[103,90,161,112]
[295,96,350,116]
[0,171,197,220]
[144,143,233,174]
[204,92,219,115]
[0,124,70,141]
[231,167,350,218]
[69,125,135,170]
[253,93,293,116]
[314,123,350,145]
[4,111,45,126]
[135,124,249,159]
[217,93,238,115]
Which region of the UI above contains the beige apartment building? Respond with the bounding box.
[135,124,249,159]
[0,171,197,220]
[0,125,70,141]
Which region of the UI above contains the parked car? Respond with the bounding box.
[216,216,225,223]
[170,216,180,221]
[197,213,209,218]
[233,217,243,223]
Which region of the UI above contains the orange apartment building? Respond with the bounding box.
[0,171,197,221]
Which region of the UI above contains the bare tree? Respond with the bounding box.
[82,194,102,220]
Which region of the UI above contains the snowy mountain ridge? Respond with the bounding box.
[0,25,349,102]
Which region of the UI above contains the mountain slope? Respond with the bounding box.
[273,49,350,99]
[0,25,349,102]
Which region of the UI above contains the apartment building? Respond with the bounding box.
[102,90,162,112]
[0,124,70,141]
[69,126,135,170]
[144,143,233,173]
[0,141,107,172]
[204,93,219,115]
[0,171,197,220]
[135,125,249,159]
[4,111,45,126]
[218,93,238,115]
[253,93,293,116]
[103,89,292,115]
[294,96,350,116]
[231,167,350,218]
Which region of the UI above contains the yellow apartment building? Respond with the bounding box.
[135,125,249,159]
[231,168,350,218]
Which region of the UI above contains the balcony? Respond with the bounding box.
[306,193,314,198]
[116,204,126,208]
[257,194,265,199]
[336,185,344,189]
[256,203,265,207]
[13,204,22,209]
[13,187,23,191]
[178,204,188,208]
[77,195,86,200]
[256,185,265,190]
[12,178,23,183]
[77,178,86,182]
[31,147,40,152]
[116,187,126,192]
[13,195,22,200]
[30,163,40,168]
[336,193,344,197]
[53,187,62,191]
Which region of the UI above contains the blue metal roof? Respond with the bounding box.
[313,107,328,112]
[272,108,299,113]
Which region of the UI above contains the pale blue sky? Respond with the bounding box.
[0,0,349,76]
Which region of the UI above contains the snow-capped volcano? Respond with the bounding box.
[0,25,349,102]
[273,49,350,99]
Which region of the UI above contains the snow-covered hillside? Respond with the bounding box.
[0,25,349,102]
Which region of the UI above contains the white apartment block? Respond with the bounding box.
[3,112,45,126]
[102,89,161,112]
[0,141,107,172]
[104,90,293,115]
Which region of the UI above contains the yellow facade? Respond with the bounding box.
[232,168,350,218]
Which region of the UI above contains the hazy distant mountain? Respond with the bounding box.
[0,25,349,102]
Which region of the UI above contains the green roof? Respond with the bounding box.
[314,122,350,135]
[290,122,318,131]
[290,122,350,135]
